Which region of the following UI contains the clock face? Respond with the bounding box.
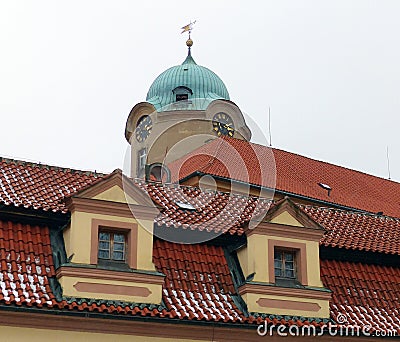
[212,112,235,137]
[135,115,153,142]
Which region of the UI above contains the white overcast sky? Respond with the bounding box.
[1,1,399,181]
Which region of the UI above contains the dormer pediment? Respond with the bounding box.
[92,184,133,203]
[263,197,323,230]
[270,210,304,227]
[70,169,153,204]
[64,169,157,220]
[247,198,324,241]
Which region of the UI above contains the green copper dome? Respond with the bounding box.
[146,54,230,111]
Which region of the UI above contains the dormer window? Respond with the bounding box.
[98,231,127,262]
[172,86,193,102]
[90,219,138,269]
[274,249,296,279]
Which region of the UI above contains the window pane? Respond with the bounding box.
[98,250,110,259]
[285,269,295,278]
[114,242,124,252]
[274,250,282,260]
[287,263,295,270]
[113,251,124,261]
[99,232,110,241]
[285,252,294,261]
[274,260,282,269]
[114,234,125,243]
[99,241,110,250]
[274,268,282,277]
[285,261,294,269]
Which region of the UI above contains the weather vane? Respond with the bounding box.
[181,20,196,37]
[181,21,196,55]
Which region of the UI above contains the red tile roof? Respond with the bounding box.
[137,181,400,256]
[0,219,171,317]
[0,156,398,332]
[302,206,400,255]
[0,158,104,213]
[2,219,398,333]
[153,239,245,322]
[1,154,397,256]
[0,220,326,327]
[169,137,276,189]
[0,220,57,306]
[0,153,396,255]
[3,136,400,221]
[171,137,400,218]
[321,259,400,334]
[137,181,271,236]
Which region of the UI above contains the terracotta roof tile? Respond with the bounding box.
[171,137,400,218]
[0,158,104,212]
[0,220,171,317]
[3,140,400,220]
[137,181,400,256]
[137,181,271,236]
[301,205,400,255]
[321,259,400,334]
[0,220,56,306]
[153,239,245,322]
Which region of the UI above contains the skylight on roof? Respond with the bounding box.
[175,201,196,210]
[318,182,331,191]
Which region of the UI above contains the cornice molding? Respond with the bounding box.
[56,266,165,285]
[246,222,324,241]
[65,197,158,220]
[238,283,331,301]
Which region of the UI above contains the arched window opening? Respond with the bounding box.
[172,86,193,102]
[145,163,171,183]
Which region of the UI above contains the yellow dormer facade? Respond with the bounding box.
[57,170,164,304]
[237,198,331,318]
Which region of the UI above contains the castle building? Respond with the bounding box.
[0,36,398,341]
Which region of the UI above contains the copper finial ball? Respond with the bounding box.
[186,38,193,47]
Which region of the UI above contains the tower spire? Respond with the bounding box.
[181,20,196,56]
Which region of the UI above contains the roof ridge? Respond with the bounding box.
[299,203,400,222]
[0,156,106,177]
[136,179,272,202]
